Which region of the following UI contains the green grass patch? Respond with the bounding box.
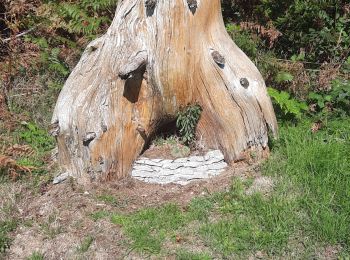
[175,249,212,260]
[39,214,63,239]
[109,117,350,257]
[90,210,110,221]
[111,204,187,254]
[26,251,45,260]
[97,194,118,205]
[201,180,299,256]
[77,235,94,253]
[96,193,129,208]
[0,220,18,253]
[264,118,350,246]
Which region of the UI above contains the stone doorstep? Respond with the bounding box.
[183,161,203,168]
[204,157,225,165]
[173,157,188,163]
[163,163,183,170]
[188,155,206,162]
[204,150,225,161]
[132,165,154,172]
[131,150,228,185]
[207,162,228,170]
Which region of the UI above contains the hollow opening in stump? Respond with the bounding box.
[154,119,179,140]
[141,117,183,157]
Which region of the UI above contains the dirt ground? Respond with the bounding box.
[2,161,262,260]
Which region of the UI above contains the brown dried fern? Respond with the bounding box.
[0,155,34,180]
[5,144,34,158]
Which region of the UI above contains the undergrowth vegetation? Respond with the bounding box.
[106,119,350,258]
[176,104,202,145]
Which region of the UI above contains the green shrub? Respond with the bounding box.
[267,87,308,120]
[226,23,258,59]
[19,122,54,153]
[224,0,350,64]
[176,104,202,145]
[308,79,350,116]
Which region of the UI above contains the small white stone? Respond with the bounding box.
[133,165,154,172]
[177,180,190,185]
[132,170,155,178]
[204,150,224,161]
[160,159,174,165]
[174,157,188,163]
[205,158,223,165]
[207,169,225,176]
[151,158,163,163]
[159,170,176,177]
[188,156,205,162]
[175,168,195,176]
[207,162,228,170]
[141,160,163,167]
[190,171,209,179]
[163,163,183,170]
[53,172,69,184]
[183,161,202,168]
[134,159,147,164]
[196,165,209,172]
[151,166,163,172]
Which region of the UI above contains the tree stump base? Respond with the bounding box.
[52,0,277,184]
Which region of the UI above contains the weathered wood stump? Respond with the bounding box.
[52,0,277,184]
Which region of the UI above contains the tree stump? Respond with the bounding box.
[52,0,277,184]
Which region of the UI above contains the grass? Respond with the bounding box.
[111,204,187,254]
[265,119,350,245]
[96,193,129,208]
[1,116,349,258]
[200,180,299,256]
[0,220,18,253]
[26,251,45,260]
[77,235,94,253]
[97,194,119,205]
[90,210,111,221]
[175,249,212,260]
[153,135,191,158]
[109,117,350,258]
[39,214,63,239]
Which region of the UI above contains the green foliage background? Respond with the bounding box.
[1,0,349,123]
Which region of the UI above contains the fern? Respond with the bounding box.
[268,87,308,119]
[275,71,294,83]
[54,0,116,37]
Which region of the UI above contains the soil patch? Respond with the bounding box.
[3,160,263,259]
